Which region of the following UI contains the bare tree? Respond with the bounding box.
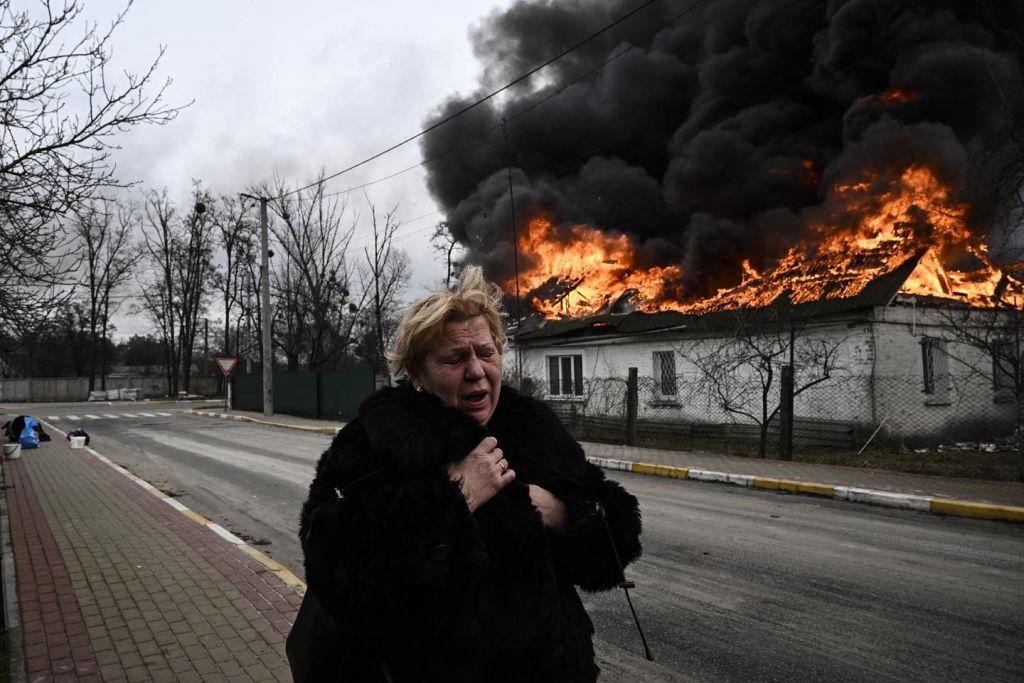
[137,186,216,395]
[430,221,461,288]
[138,189,179,394]
[235,242,264,373]
[0,0,184,333]
[73,198,136,390]
[175,190,217,393]
[678,306,845,459]
[359,199,410,375]
[265,176,365,370]
[212,195,257,357]
[272,256,307,371]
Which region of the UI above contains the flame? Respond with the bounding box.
[509,166,1022,319]
[689,166,1020,313]
[880,83,915,105]
[855,83,917,108]
[512,218,683,317]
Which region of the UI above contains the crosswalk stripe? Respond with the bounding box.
[47,416,60,421]
[102,414,120,419]
[156,412,172,417]
[121,413,138,418]
[66,415,80,421]
[85,414,101,420]
[139,412,156,417]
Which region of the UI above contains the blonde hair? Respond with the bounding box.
[388,266,507,378]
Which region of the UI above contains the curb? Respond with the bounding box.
[41,421,308,595]
[0,454,27,683]
[589,457,1024,523]
[180,411,1024,524]
[183,409,340,435]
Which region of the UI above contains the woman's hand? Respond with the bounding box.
[448,436,515,512]
[528,484,567,530]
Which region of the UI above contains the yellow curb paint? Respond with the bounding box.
[182,510,211,526]
[753,478,835,497]
[930,499,1024,522]
[632,462,688,479]
[239,544,284,570]
[239,546,307,592]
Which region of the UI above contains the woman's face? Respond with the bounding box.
[412,315,502,425]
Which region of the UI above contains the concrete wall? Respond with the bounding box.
[515,319,873,426]
[869,306,1016,443]
[513,304,1017,444]
[0,376,221,402]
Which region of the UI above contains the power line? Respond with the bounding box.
[275,0,661,201]
[289,0,710,206]
[318,162,427,201]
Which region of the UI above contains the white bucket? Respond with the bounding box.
[3,443,21,459]
[69,436,86,449]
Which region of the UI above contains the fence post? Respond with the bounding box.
[779,364,794,460]
[626,367,638,447]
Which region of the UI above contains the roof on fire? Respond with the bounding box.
[514,251,921,342]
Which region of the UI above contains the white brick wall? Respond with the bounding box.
[513,304,1017,443]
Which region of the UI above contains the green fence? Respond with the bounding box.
[231,367,375,420]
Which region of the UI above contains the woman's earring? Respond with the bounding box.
[414,384,423,393]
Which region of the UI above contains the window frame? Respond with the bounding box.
[652,350,678,398]
[921,337,951,405]
[547,354,584,397]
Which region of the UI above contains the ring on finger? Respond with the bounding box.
[498,458,508,473]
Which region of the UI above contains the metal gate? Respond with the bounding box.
[231,367,375,420]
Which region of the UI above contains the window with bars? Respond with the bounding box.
[653,351,677,396]
[547,355,583,396]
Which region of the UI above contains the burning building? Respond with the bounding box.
[422,0,1024,445]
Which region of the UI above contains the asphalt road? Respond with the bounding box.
[13,402,1024,682]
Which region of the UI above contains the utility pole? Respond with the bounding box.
[241,193,274,416]
[502,117,523,388]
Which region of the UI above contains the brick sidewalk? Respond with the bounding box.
[2,436,299,682]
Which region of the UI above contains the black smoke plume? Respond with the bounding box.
[421,0,1024,303]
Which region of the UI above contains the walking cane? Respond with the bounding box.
[597,502,654,661]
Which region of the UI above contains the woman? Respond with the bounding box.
[297,267,642,681]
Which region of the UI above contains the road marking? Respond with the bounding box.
[156,412,172,417]
[138,412,157,417]
[66,415,79,421]
[121,413,138,418]
[84,414,101,420]
[102,414,120,419]
[46,416,61,421]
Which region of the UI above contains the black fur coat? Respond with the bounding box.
[299,383,642,682]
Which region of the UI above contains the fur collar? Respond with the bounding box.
[355,383,572,472]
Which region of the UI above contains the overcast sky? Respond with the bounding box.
[82,0,516,338]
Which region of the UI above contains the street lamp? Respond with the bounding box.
[240,193,273,417]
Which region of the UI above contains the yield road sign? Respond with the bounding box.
[216,357,238,377]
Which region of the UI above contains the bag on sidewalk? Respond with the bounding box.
[67,428,91,446]
[19,416,40,449]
